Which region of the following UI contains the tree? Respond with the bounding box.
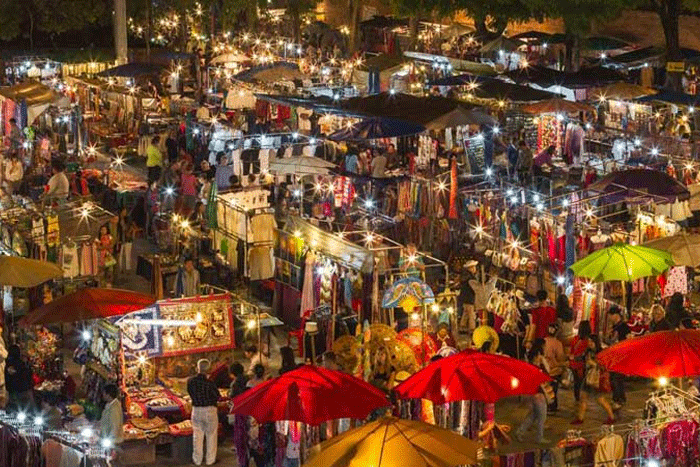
[0,0,109,49]
[442,0,544,39]
[287,0,316,45]
[390,0,432,50]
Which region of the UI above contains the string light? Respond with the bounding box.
[658,376,668,387]
[137,355,147,365]
[247,320,256,330]
[81,330,91,341]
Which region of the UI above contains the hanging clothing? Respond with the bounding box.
[594,433,624,467]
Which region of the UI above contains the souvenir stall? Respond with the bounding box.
[0,82,63,140]
[275,216,374,356]
[214,188,275,279]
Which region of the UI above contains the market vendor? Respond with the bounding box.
[45,159,69,202]
[100,383,124,449]
[5,344,35,412]
[431,320,457,350]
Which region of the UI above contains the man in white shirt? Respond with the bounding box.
[244,345,268,375]
[3,153,23,194]
[100,384,124,446]
[45,160,69,200]
[371,151,387,178]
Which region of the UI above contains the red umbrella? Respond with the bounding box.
[230,364,389,425]
[597,329,700,379]
[393,349,551,404]
[19,288,155,326]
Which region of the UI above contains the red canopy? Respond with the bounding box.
[597,329,700,378]
[393,349,551,404]
[19,288,155,326]
[230,365,389,425]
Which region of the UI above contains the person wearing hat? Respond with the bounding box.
[187,359,220,466]
[458,260,478,334]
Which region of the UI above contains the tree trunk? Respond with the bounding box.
[246,1,258,30]
[564,33,580,72]
[292,9,301,45]
[145,0,151,60]
[28,11,34,51]
[348,0,362,52]
[408,15,419,51]
[655,0,681,90]
[474,15,489,39]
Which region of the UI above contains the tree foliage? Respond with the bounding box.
[0,0,109,46]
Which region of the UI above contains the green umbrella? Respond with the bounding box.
[570,243,673,282]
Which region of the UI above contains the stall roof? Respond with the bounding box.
[97,62,165,77]
[357,54,408,72]
[0,82,58,106]
[506,65,626,88]
[284,217,372,272]
[253,93,363,117]
[234,62,306,83]
[600,46,700,68]
[339,92,474,125]
[430,75,562,101]
[636,90,700,106]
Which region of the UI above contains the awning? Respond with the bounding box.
[636,90,699,107]
[424,107,495,130]
[339,92,473,125]
[97,62,165,78]
[0,82,62,123]
[284,217,372,272]
[328,117,425,141]
[234,62,306,83]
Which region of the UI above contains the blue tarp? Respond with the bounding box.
[637,90,699,107]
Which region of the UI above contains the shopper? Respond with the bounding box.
[279,346,299,375]
[182,258,201,297]
[515,339,550,444]
[649,304,671,332]
[569,321,591,424]
[543,323,566,412]
[244,345,269,375]
[4,345,34,412]
[180,163,199,215]
[100,383,124,447]
[526,290,557,344]
[666,292,689,329]
[3,152,23,194]
[97,225,116,287]
[45,159,70,201]
[117,207,136,273]
[146,136,164,184]
[458,260,477,334]
[247,364,266,388]
[229,362,250,467]
[607,307,629,410]
[188,359,220,466]
[581,336,616,424]
[8,118,22,151]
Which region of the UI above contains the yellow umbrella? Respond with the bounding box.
[304,416,480,467]
[0,256,63,288]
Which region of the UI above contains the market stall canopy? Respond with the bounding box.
[340,92,472,126]
[509,31,552,42]
[600,46,700,69]
[393,349,551,404]
[268,156,336,175]
[428,73,489,87]
[597,329,700,378]
[521,97,594,114]
[304,416,480,467]
[583,36,631,51]
[19,288,155,326]
[441,23,475,38]
[284,216,372,272]
[643,233,700,267]
[211,52,249,64]
[569,243,673,282]
[233,62,306,83]
[230,364,389,424]
[97,62,165,77]
[404,51,498,76]
[328,116,425,141]
[507,65,626,88]
[636,89,699,107]
[429,75,562,101]
[587,168,690,203]
[0,82,64,123]
[480,36,523,53]
[424,106,495,130]
[0,256,63,288]
[593,82,656,100]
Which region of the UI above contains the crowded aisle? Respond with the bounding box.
[3,7,700,467]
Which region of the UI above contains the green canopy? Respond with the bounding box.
[569,243,673,282]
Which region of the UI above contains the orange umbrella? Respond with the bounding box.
[521,98,594,114]
[19,288,155,326]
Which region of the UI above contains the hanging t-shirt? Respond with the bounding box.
[61,244,80,278]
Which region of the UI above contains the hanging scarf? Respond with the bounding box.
[448,157,458,219]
